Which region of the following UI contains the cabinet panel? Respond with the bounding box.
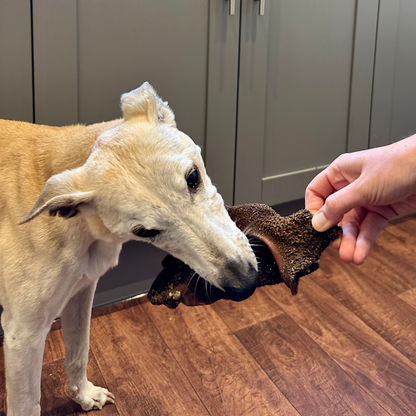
[370,0,416,147]
[77,1,208,145]
[235,0,378,206]
[347,0,379,152]
[206,0,241,204]
[32,0,239,305]
[32,0,78,126]
[0,0,33,122]
[263,0,355,177]
[33,0,208,145]
[234,0,270,204]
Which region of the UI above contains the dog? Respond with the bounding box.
[0,82,258,416]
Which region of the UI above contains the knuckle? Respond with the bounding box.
[325,193,339,211]
[335,152,349,165]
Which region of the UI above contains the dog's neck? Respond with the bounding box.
[84,214,126,244]
[34,119,123,181]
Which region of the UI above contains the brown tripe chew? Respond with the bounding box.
[148,204,342,309]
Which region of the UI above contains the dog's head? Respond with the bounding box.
[20,82,258,301]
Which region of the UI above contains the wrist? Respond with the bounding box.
[393,133,416,190]
[397,133,416,151]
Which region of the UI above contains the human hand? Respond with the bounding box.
[305,135,416,265]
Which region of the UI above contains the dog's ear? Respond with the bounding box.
[18,168,94,224]
[121,81,176,126]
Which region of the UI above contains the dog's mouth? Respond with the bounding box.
[147,205,342,309]
[147,236,283,309]
[248,236,283,286]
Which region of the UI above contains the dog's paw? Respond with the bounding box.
[70,380,115,411]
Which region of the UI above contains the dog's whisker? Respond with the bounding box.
[243,225,255,236]
[252,246,268,255]
[255,256,266,269]
[184,271,197,295]
[250,244,269,250]
[205,280,213,305]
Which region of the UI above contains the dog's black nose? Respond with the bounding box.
[222,263,259,302]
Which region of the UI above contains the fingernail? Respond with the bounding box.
[312,212,330,231]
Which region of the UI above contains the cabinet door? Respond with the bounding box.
[234,0,378,206]
[32,0,240,306]
[370,0,416,147]
[0,0,33,122]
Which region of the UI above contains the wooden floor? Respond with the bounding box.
[2,215,416,415]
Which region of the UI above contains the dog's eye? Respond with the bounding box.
[186,167,200,191]
[132,226,161,240]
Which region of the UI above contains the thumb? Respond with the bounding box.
[312,179,366,232]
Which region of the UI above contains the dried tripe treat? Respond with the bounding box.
[148,204,342,309]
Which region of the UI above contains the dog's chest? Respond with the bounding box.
[83,239,122,281]
[66,240,122,300]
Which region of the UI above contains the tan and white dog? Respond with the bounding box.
[0,82,258,416]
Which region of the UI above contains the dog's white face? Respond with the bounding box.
[20,82,258,301]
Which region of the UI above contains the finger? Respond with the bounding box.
[331,236,342,250]
[305,163,354,214]
[336,208,366,262]
[353,211,389,265]
[305,169,337,214]
[312,179,367,232]
[338,220,359,263]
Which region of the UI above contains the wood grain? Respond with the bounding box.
[236,313,389,416]
[373,224,416,276]
[398,287,416,310]
[43,327,66,365]
[314,248,416,363]
[142,299,299,416]
[89,299,210,416]
[0,339,4,416]
[267,278,416,415]
[314,243,416,296]
[210,283,284,332]
[393,212,416,232]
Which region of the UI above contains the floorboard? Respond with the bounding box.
[141,298,299,416]
[374,224,416,273]
[267,278,416,415]
[89,299,210,416]
[314,249,416,363]
[236,313,389,416]
[210,282,284,332]
[398,287,416,310]
[0,339,4,416]
[43,326,65,365]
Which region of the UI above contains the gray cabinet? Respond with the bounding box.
[370,0,416,147]
[0,0,33,122]
[234,0,379,206]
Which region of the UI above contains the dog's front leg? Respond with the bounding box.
[61,282,115,411]
[2,311,50,416]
